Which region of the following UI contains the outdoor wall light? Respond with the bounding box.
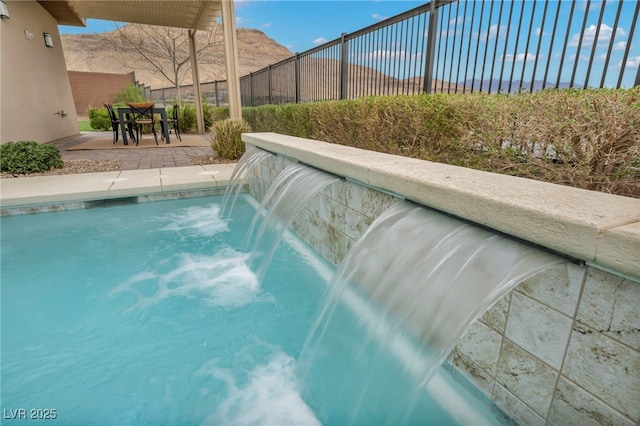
[0,0,10,19]
[43,32,54,48]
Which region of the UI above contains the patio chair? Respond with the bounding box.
[127,102,158,145]
[104,103,135,144]
[165,104,182,142]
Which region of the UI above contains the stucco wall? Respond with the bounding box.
[0,1,79,144]
[244,136,640,425]
[68,71,136,117]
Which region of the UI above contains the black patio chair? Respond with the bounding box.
[127,102,158,145]
[104,103,136,144]
[166,104,182,142]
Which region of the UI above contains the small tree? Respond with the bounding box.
[109,24,222,103]
[113,83,144,103]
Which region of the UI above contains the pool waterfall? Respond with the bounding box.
[223,147,566,422]
[245,163,339,283]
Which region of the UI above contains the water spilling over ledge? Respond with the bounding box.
[240,132,640,425]
[237,151,564,397]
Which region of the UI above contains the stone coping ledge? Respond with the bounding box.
[243,132,640,281]
[0,164,236,208]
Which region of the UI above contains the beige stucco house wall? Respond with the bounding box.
[0,1,79,144]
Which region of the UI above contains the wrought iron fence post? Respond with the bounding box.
[295,53,301,103]
[340,33,348,100]
[250,72,254,107]
[268,65,273,104]
[423,0,439,94]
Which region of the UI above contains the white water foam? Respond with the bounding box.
[200,351,321,426]
[162,203,229,237]
[111,249,273,309]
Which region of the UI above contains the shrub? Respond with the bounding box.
[0,141,64,174]
[210,107,230,124]
[179,103,197,133]
[171,102,226,133]
[113,83,144,103]
[202,101,216,131]
[88,107,111,130]
[242,88,640,198]
[210,118,252,160]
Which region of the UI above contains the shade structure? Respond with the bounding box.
[39,0,222,31]
[38,0,242,128]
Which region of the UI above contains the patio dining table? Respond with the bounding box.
[117,105,170,145]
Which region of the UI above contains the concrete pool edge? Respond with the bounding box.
[0,164,237,213]
[242,132,640,282]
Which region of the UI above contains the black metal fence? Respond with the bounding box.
[149,0,640,106]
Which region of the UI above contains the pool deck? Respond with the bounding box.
[0,164,237,208]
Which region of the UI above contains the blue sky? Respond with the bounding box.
[59,1,426,53]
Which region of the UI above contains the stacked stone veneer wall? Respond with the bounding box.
[245,142,639,426]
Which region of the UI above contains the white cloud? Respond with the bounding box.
[613,41,627,50]
[313,37,328,46]
[619,55,640,68]
[569,53,592,61]
[535,27,548,37]
[262,22,272,29]
[438,29,452,38]
[499,52,537,62]
[568,23,626,49]
[477,24,507,41]
[450,15,465,26]
[372,13,387,21]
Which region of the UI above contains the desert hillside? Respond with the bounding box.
[62,23,293,89]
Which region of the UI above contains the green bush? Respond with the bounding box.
[210,107,230,124]
[171,102,225,133]
[0,141,64,174]
[113,83,144,103]
[179,103,197,133]
[88,107,111,130]
[202,102,216,131]
[242,88,640,198]
[210,118,252,160]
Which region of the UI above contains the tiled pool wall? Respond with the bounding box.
[247,145,640,426]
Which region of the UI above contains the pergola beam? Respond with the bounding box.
[221,0,242,120]
[189,29,205,134]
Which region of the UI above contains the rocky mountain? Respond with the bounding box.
[61,23,293,89]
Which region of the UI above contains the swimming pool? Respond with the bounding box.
[1,194,511,425]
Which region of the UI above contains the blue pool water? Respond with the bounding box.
[1,195,510,425]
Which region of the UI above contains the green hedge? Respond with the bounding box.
[241,88,640,198]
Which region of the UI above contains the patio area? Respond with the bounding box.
[50,131,219,170]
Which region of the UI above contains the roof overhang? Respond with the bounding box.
[38,0,222,31]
